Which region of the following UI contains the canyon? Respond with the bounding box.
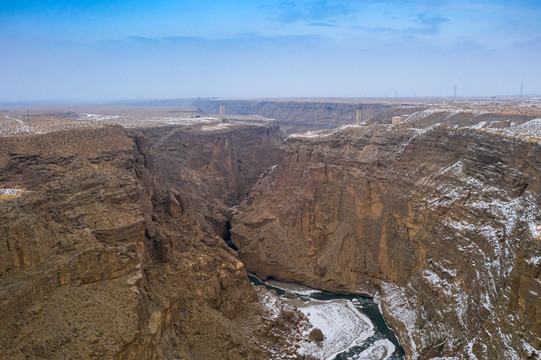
[0,98,540,359]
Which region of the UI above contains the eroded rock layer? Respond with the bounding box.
[0,124,301,359]
[232,123,541,359]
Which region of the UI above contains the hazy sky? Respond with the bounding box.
[1,0,540,101]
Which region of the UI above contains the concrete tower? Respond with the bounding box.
[356,107,362,125]
[220,103,226,121]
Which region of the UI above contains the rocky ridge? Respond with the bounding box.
[0,123,304,359]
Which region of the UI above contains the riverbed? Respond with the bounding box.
[249,275,405,360]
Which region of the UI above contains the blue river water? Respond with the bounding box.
[249,275,405,360]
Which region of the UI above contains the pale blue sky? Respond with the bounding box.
[1,0,540,102]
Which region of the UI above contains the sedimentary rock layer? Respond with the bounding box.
[232,123,541,359]
[0,124,301,359]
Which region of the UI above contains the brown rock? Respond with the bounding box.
[309,328,324,342]
[284,291,297,299]
[154,238,171,263]
[202,236,219,247]
[168,192,182,218]
[0,124,295,360]
[231,121,541,359]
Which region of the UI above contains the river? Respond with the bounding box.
[249,275,405,360]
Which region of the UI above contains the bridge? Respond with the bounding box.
[218,117,341,128]
[213,104,363,128]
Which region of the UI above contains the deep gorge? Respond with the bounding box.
[1,102,540,359]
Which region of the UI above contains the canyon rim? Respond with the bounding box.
[0,98,540,359]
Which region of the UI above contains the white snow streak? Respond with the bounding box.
[0,188,24,195]
[379,282,418,355]
[354,339,396,360]
[297,299,374,360]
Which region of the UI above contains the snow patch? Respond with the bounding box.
[0,188,24,196]
[529,223,541,239]
[200,122,234,131]
[421,269,470,318]
[354,338,396,360]
[466,341,480,360]
[259,292,281,320]
[522,339,541,358]
[437,160,464,177]
[399,123,442,153]
[380,282,418,355]
[478,119,541,143]
[2,115,31,134]
[525,256,541,266]
[265,278,322,296]
[470,121,488,130]
[516,119,541,135]
[297,299,374,360]
[82,113,120,121]
[287,129,334,139]
[287,124,364,140]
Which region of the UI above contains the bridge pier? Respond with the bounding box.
[220,103,226,121]
[356,107,362,125]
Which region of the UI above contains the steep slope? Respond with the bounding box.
[138,124,283,237]
[231,123,541,359]
[0,124,302,359]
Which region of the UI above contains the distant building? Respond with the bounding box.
[392,116,402,125]
[392,115,410,125]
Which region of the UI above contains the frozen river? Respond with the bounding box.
[249,275,405,360]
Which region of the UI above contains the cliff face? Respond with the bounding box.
[0,124,301,359]
[138,124,283,237]
[0,127,145,359]
[231,124,541,359]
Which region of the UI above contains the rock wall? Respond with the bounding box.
[138,124,283,236]
[0,124,301,359]
[231,124,541,359]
